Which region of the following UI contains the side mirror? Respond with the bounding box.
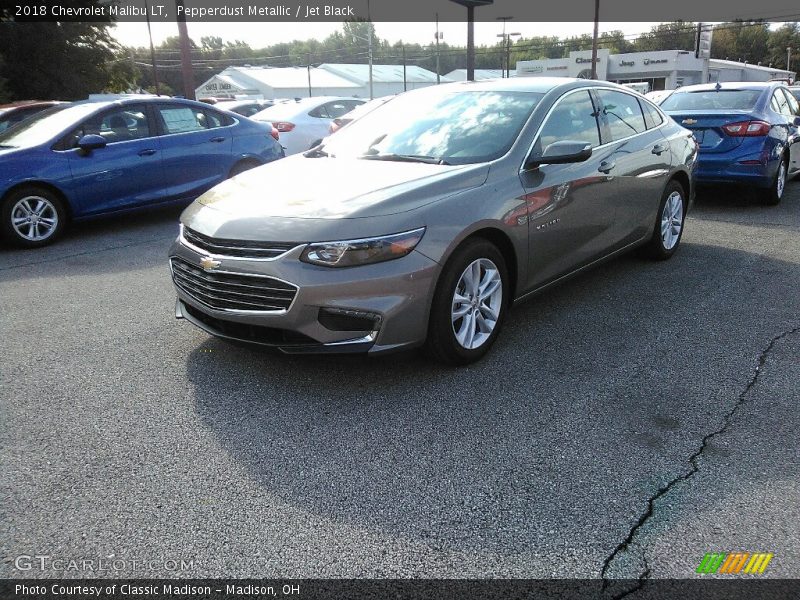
[525,140,593,169]
[77,134,107,152]
[793,116,800,127]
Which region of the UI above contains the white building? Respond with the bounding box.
[516,49,795,90]
[195,64,444,100]
[445,69,516,81]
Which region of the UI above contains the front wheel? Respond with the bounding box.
[643,180,686,261]
[1,186,66,248]
[425,239,509,366]
[761,156,787,206]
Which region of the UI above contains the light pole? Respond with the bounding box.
[435,13,442,84]
[450,0,494,82]
[367,0,373,99]
[496,16,512,77]
[497,30,520,78]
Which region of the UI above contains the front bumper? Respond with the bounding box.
[169,236,440,354]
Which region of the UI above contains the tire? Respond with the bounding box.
[229,159,261,178]
[643,180,687,261]
[425,238,509,366]
[1,186,66,248]
[761,155,787,206]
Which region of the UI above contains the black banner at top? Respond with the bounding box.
[3,0,800,23]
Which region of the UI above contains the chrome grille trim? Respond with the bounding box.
[180,225,304,261]
[170,256,298,314]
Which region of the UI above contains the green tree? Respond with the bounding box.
[634,21,697,52]
[0,19,119,100]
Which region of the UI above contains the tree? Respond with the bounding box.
[711,21,771,64]
[0,2,119,101]
[634,21,697,52]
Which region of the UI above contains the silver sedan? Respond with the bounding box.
[169,78,697,365]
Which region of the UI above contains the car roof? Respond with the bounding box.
[670,82,780,93]
[421,77,634,96]
[69,97,215,111]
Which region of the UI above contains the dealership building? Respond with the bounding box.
[516,49,795,90]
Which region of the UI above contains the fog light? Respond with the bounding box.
[318,308,381,332]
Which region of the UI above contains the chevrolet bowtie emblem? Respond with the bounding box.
[682,118,697,125]
[200,256,221,271]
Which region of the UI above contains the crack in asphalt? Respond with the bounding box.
[599,325,800,596]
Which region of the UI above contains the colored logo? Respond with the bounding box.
[697,552,774,575]
[200,256,221,271]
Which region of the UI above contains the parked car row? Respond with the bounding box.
[3,78,798,366]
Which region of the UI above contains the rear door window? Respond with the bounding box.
[639,99,664,130]
[158,106,208,134]
[596,90,646,141]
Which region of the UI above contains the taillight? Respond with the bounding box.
[722,120,771,137]
[273,121,295,133]
[270,127,279,141]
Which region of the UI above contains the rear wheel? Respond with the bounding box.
[1,186,66,248]
[643,180,686,260]
[425,239,509,365]
[761,156,787,206]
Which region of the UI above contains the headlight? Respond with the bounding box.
[300,227,426,268]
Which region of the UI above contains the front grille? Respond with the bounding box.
[182,227,299,259]
[170,256,297,312]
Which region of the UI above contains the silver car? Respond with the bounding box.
[169,78,697,365]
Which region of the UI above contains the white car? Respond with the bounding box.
[251,96,365,155]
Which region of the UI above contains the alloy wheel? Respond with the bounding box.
[451,258,503,350]
[11,196,59,242]
[660,191,684,250]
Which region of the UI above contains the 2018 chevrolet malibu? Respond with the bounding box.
[170,78,697,365]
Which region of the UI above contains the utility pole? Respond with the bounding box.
[788,47,793,72]
[590,0,600,79]
[175,0,195,99]
[367,0,374,99]
[402,42,407,91]
[143,0,161,95]
[435,13,441,85]
[450,1,494,82]
[307,53,312,97]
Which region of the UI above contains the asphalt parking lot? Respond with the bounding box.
[1,182,798,583]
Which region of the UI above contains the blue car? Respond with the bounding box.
[661,82,800,205]
[0,97,284,247]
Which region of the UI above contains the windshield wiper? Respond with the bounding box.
[358,153,450,165]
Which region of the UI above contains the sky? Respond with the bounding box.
[111,21,660,50]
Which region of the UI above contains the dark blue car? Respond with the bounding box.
[0,97,284,247]
[661,82,800,205]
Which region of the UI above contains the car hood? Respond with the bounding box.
[194,154,489,220]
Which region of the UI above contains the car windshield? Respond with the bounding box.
[0,103,100,147]
[660,89,763,111]
[321,89,544,165]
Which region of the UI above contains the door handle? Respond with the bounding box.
[138,149,157,156]
[598,160,616,174]
[209,136,226,143]
[652,144,666,155]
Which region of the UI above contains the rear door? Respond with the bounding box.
[63,104,165,215]
[155,103,234,200]
[520,89,616,288]
[594,89,672,244]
